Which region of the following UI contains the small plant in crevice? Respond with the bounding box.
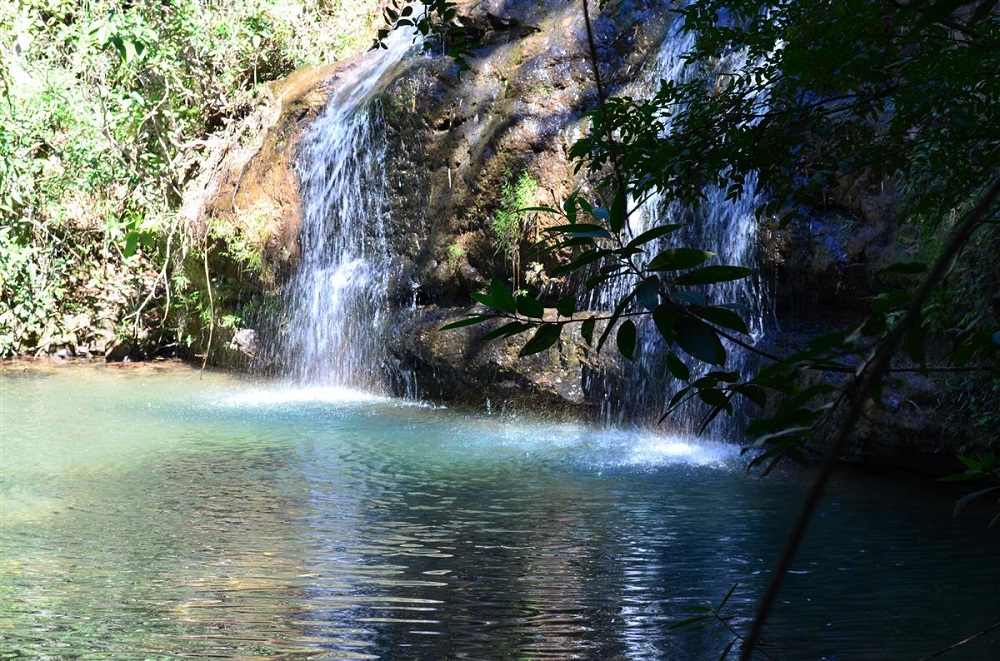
[490,169,539,289]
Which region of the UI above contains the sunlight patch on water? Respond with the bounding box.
[216,385,392,407]
[623,433,741,468]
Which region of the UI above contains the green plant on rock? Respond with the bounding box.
[445,241,467,272]
[491,169,538,289]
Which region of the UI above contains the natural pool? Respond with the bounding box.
[1,364,997,659]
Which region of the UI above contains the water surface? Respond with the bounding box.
[1,364,997,659]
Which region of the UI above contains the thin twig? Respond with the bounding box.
[201,237,215,372]
[916,619,1000,661]
[739,176,1000,660]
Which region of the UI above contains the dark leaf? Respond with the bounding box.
[671,291,709,307]
[673,265,753,286]
[480,321,534,341]
[490,278,516,313]
[690,305,750,335]
[617,319,637,360]
[667,351,690,381]
[953,486,1000,519]
[675,317,727,365]
[625,223,685,250]
[581,316,596,346]
[597,291,637,353]
[731,383,767,408]
[637,276,660,311]
[610,185,627,233]
[648,248,715,271]
[515,294,545,319]
[697,387,732,412]
[881,261,929,275]
[667,385,692,412]
[520,323,562,356]
[549,249,609,277]
[652,303,678,343]
[556,295,577,317]
[545,223,612,238]
[439,314,499,330]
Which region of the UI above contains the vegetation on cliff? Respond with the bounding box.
[0,0,378,358]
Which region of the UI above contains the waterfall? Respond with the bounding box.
[282,35,414,389]
[589,19,767,432]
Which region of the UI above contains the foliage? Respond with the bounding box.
[424,0,1000,455]
[0,0,379,357]
[375,0,476,72]
[490,169,538,287]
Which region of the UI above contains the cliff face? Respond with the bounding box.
[184,1,970,471]
[186,0,675,410]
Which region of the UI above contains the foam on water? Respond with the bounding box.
[218,385,392,407]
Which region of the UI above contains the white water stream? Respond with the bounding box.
[282,34,414,388]
[589,18,768,429]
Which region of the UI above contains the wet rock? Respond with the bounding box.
[229,328,260,358]
[105,339,133,362]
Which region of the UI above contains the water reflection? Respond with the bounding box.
[2,366,999,659]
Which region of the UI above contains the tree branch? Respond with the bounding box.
[739,176,1000,660]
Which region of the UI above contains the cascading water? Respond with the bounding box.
[589,18,767,431]
[282,35,414,389]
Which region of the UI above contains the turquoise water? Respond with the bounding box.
[1,364,997,659]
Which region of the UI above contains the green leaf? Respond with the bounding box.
[610,185,627,233]
[490,278,516,313]
[625,223,685,250]
[690,305,750,335]
[515,294,544,319]
[675,317,726,365]
[652,303,677,343]
[648,248,714,271]
[581,316,596,346]
[545,223,612,238]
[470,291,494,307]
[636,276,660,311]
[617,319,637,360]
[439,314,499,330]
[480,321,533,342]
[520,323,562,356]
[958,454,982,471]
[666,351,690,381]
[124,232,139,257]
[672,265,753,286]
